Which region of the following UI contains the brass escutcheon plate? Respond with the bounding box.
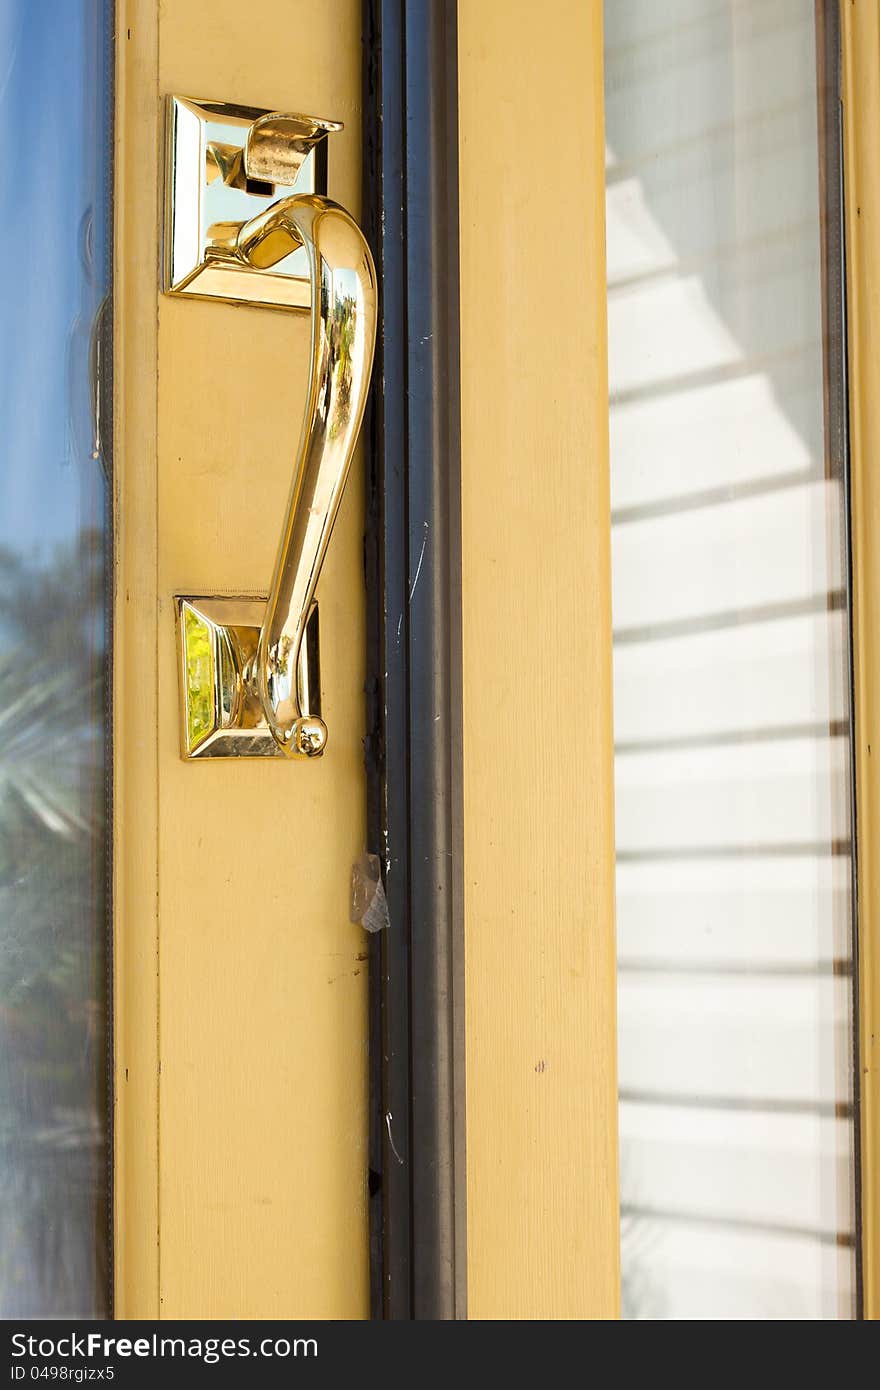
[164,96,330,311]
[176,596,321,759]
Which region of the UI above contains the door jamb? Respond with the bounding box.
[362,0,467,1322]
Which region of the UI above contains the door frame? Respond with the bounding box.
[841,0,880,1323]
[112,0,160,1317]
[362,0,467,1322]
[455,0,620,1320]
[112,0,880,1324]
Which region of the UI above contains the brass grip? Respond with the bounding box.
[166,98,376,761]
[240,196,377,756]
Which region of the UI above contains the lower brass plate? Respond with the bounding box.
[176,595,320,760]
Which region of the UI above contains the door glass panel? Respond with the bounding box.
[604,0,858,1318]
[0,0,113,1317]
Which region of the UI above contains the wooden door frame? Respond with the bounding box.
[456,0,620,1320]
[113,0,160,1317]
[841,0,880,1323]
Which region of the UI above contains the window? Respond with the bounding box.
[605,0,858,1318]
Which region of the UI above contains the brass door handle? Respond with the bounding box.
[240,194,376,757]
[163,98,377,760]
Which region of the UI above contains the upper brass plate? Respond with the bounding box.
[164,96,329,311]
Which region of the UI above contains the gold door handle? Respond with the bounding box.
[164,98,377,760]
[240,195,376,757]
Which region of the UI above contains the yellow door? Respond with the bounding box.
[114,0,371,1318]
[7,0,878,1325]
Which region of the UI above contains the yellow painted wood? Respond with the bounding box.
[113,0,160,1320]
[457,0,620,1319]
[841,0,880,1322]
[114,0,369,1318]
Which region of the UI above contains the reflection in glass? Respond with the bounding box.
[0,1,112,1317]
[604,0,857,1317]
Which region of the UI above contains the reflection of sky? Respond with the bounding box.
[0,0,110,556]
[0,1,112,1319]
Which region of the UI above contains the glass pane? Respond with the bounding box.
[604,0,858,1318]
[0,1,113,1317]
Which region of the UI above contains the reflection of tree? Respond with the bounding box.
[0,530,109,1317]
[619,1144,666,1320]
[323,283,357,440]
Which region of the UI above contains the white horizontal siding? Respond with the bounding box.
[611,482,843,632]
[606,0,855,1319]
[608,248,822,399]
[615,737,850,854]
[617,856,852,970]
[607,130,825,288]
[605,0,820,162]
[609,366,821,514]
[621,1218,854,1320]
[617,974,852,1106]
[614,611,848,745]
[619,1102,854,1235]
